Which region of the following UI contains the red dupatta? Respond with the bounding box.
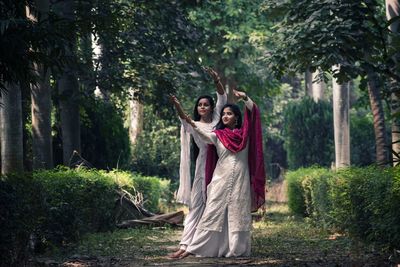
[205,103,266,211]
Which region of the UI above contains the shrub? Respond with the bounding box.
[286,168,308,216]
[286,166,400,248]
[300,168,334,227]
[350,114,376,166]
[282,99,380,169]
[80,98,131,169]
[283,97,334,169]
[0,173,45,266]
[33,168,118,245]
[329,167,397,246]
[131,105,180,180]
[0,168,172,265]
[130,174,173,212]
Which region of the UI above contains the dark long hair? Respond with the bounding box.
[192,95,215,161]
[193,95,215,121]
[215,104,242,130]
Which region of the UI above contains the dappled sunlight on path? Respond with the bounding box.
[32,202,393,266]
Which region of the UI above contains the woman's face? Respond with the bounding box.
[197,98,212,118]
[222,107,237,129]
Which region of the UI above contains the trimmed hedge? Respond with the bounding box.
[0,168,171,266]
[286,166,400,248]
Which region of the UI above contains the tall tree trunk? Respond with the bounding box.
[386,0,400,165]
[311,69,325,102]
[128,89,143,145]
[58,72,80,166]
[332,65,350,168]
[367,69,389,166]
[54,0,81,165]
[31,0,53,169]
[31,64,53,169]
[1,84,24,174]
[306,68,325,102]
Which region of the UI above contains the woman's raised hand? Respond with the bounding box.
[169,95,180,106]
[169,95,188,120]
[233,89,248,101]
[204,67,220,83]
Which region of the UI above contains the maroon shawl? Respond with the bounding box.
[205,103,266,212]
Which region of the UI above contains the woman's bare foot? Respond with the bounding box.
[168,249,185,259]
[179,251,193,259]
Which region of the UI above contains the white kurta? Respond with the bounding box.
[186,99,254,257]
[178,93,227,250]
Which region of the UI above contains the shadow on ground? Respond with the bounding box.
[32,201,397,267]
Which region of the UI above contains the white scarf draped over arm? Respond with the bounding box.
[176,121,192,205]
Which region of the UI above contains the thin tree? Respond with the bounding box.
[332,65,350,168]
[366,68,389,166]
[1,84,24,174]
[306,68,325,102]
[30,0,53,169]
[54,0,81,166]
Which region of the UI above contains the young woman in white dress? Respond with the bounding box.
[168,68,227,258]
[179,90,266,258]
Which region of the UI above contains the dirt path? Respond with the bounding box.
[32,202,396,267]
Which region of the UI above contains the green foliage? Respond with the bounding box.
[329,167,399,245]
[350,113,376,166]
[286,168,308,216]
[264,0,395,84]
[0,0,71,89]
[102,170,171,212]
[286,166,400,248]
[86,0,203,103]
[0,168,171,264]
[80,98,131,170]
[283,97,334,169]
[187,0,280,105]
[131,105,180,180]
[300,168,335,227]
[0,173,45,266]
[283,98,380,168]
[33,168,118,245]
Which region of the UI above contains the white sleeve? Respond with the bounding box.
[179,118,194,134]
[176,124,192,205]
[244,97,254,111]
[193,122,218,145]
[212,92,227,124]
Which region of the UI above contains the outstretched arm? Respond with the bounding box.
[184,116,217,145]
[233,89,253,111]
[205,67,225,95]
[169,95,187,120]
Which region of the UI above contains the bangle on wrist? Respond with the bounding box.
[243,94,248,101]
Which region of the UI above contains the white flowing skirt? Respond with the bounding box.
[186,210,251,257]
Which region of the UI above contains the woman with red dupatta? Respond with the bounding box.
[179,90,266,258]
[168,68,227,259]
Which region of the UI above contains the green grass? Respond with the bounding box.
[33,202,395,266]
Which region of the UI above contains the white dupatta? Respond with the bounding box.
[176,123,192,205]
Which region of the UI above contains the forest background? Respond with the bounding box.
[1,0,400,265]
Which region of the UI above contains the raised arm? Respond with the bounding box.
[205,68,227,123]
[184,116,217,145]
[170,95,194,133]
[205,67,225,95]
[233,89,253,111]
[169,95,187,120]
